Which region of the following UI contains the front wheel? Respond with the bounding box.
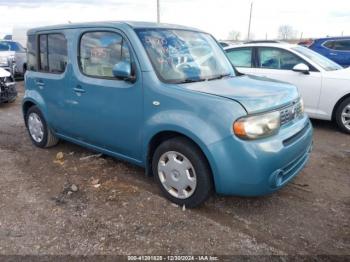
[335,97,350,134]
[152,137,213,208]
[25,106,59,148]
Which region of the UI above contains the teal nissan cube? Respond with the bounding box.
[23,22,313,207]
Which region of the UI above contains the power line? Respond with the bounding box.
[157,0,160,23]
[247,2,253,40]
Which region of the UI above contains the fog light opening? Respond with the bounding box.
[276,170,284,186]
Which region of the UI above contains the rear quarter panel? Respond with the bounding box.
[22,75,48,120]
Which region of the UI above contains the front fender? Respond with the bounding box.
[143,110,221,156]
[142,97,246,168]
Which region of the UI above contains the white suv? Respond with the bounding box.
[224,43,350,133]
[0,40,27,77]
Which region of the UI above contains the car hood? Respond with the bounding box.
[323,67,350,80]
[0,67,11,77]
[0,51,15,57]
[179,75,299,114]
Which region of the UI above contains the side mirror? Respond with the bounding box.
[292,63,310,74]
[112,61,135,82]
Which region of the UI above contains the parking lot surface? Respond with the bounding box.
[0,82,349,255]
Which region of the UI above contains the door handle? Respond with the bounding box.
[73,86,86,94]
[35,79,45,89]
[35,79,44,85]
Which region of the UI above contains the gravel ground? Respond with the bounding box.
[0,82,349,256]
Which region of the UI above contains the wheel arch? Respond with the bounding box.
[332,93,350,120]
[145,130,216,190]
[22,100,36,125]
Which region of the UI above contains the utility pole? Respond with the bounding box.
[247,1,253,40]
[157,0,160,23]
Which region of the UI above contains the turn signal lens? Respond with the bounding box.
[233,121,246,137]
[300,98,304,114]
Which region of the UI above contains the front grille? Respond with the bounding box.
[270,142,312,188]
[283,122,310,146]
[280,100,303,126]
[0,81,17,103]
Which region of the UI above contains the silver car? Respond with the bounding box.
[0,40,27,77]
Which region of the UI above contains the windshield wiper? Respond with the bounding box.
[176,78,206,84]
[207,73,232,81]
[176,74,232,84]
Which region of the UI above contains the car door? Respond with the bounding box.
[225,47,255,75]
[67,29,143,162]
[33,33,71,132]
[253,47,322,116]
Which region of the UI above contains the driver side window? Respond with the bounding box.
[79,31,130,78]
[258,47,304,70]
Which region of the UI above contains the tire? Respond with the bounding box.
[152,137,213,208]
[7,97,16,103]
[23,64,27,76]
[25,106,59,148]
[335,97,350,134]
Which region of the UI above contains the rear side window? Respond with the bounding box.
[48,34,68,73]
[226,48,252,67]
[328,40,350,51]
[323,40,334,49]
[38,33,67,73]
[79,31,130,78]
[27,35,37,71]
[39,35,48,71]
[258,47,304,70]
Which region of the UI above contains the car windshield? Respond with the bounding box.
[0,41,25,52]
[292,46,343,71]
[0,42,10,51]
[136,29,235,83]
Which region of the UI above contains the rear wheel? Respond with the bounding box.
[152,137,213,208]
[335,97,350,134]
[25,106,59,148]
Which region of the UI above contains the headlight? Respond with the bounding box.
[233,111,280,139]
[8,55,15,65]
[0,57,8,66]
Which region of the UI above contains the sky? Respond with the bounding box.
[0,0,349,41]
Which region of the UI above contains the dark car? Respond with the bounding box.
[304,37,350,67]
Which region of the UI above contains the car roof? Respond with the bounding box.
[0,40,17,43]
[224,42,296,50]
[314,36,350,41]
[27,21,204,35]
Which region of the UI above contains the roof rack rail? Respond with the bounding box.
[243,40,282,44]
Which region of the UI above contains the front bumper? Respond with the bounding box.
[0,81,17,103]
[207,115,313,196]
